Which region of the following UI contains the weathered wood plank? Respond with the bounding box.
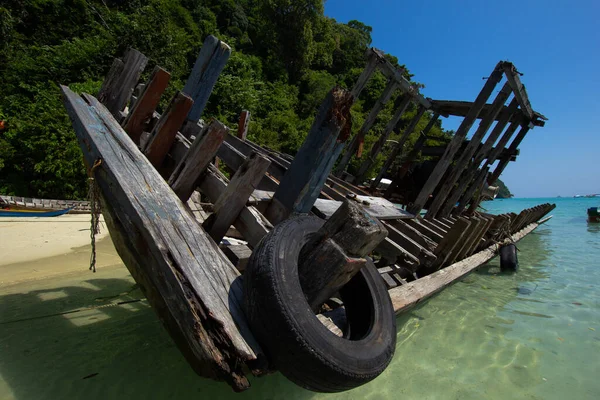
[430,217,471,270]
[221,244,252,272]
[381,220,436,264]
[61,87,261,391]
[237,110,251,140]
[122,66,171,144]
[404,218,444,244]
[98,48,148,119]
[199,165,272,248]
[182,36,231,125]
[407,62,505,216]
[169,120,228,202]
[489,124,531,184]
[503,63,534,120]
[203,152,271,244]
[312,196,414,220]
[375,237,421,267]
[300,200,387,311]
[386,219,437,251]
[266,87,354,223]
[144,92,194,167]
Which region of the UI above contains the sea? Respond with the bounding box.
[0,197,598,399]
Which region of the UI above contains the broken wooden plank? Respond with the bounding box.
[144,92,194,167]
[408,62,505,216]
[169,120,228,202]
[203,152,271,244]
[122,66,171,144]
[266,87,354,223]
[237,110,251,140]
[182,35,231,125]
[62,87,261,391]
[98,48,148,119]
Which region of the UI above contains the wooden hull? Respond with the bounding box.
[0,207,72,217]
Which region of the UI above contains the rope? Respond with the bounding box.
[88,159,103,272]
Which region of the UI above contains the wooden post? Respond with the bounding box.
[265,87,354,224]
[488,124,531,184]
[350,48,380,98]
[334,80,398,176]
[143,92,194,167]
[407,62,505,216]
[122,66,171,144]
[97,48,148,119]
[182,36,231,126]
[384,113,440,197]
[169,120,229,201]
[370,105,426,190]
[353,94,412,184]
[298,200,387,311]
[61,87,261,391]
[237,110,251,140]
[203,152,271,244]
[428,81,512,218]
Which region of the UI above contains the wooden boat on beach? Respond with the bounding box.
[60,36,553,392]
[0,207,73,217]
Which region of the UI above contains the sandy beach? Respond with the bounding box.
[0,214,122,285]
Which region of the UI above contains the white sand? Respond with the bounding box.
[0,214,123,285]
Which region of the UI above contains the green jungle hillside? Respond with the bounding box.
[1,0,456,199]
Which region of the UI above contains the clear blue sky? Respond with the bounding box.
[325,0,600,198]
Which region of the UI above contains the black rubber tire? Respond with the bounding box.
[243,215,396,392]
[500,243,519,272]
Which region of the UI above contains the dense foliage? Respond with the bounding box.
[495,179,513,198]
[0,0,450,199]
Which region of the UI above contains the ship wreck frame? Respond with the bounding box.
[61,35,554,392]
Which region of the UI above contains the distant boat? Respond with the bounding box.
[588,207,600,223]
[0,207,73,217]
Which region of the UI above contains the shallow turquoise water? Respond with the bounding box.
[1,198,599,399]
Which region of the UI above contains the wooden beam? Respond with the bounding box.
[372,48,431,109]
[61,87,261,391]
[407,62,505,216]
[143,92,194,168]
[98,48,148,119]
[265,88,354,223]
[169,120,228,202]
[182,36,231,125]
[454,166,489,215]
[428,81,512,218]
[203,152,271,244]
[350,48,380,98]
[371,105,426,190]
[334,79,399,176]
[430,216,471,271]
[430,99,545,126]
[122,66,171,144]
[353,94,412,184]
[503,63,534,120]
[237,110,250,140]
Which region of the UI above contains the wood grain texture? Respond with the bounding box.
[169,120,228,202]
[203,152,271,244]
[237,110,251,140]
[97,48,148,118]
[61,87,262,391]
[183,35,231,124]
[266,87,354,222]
[122,66,171,144]
[371,105,426,190]
[144,91,193,167]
